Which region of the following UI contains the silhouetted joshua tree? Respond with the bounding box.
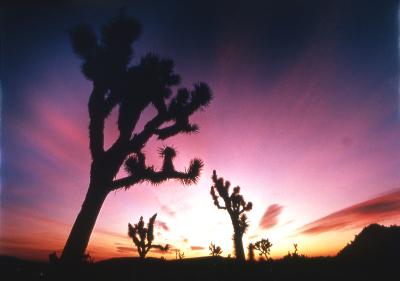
[175,249,184,259]
[61,13,212,262]
[128,214,169,259]
[209,242,223,256]
[254,238,273,260]
[293,243,298,256]
[210,170,253,260]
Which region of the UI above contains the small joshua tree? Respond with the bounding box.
[210,170,253,260]
[283,243,306,260]
[209,242,223,256]
[254,238,273,260]
[248,243,255,262]
[175,249,184,259]
[293,243,298,256]
[128,213,169,259]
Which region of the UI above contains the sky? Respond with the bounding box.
[1,0,400,261]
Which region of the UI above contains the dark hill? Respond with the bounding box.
[337,223,400,261]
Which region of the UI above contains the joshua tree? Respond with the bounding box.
[128,214,169,259]
[283,243,306,259]
[210,170,253,260]
[248,243,255,261]
[209,242,223,256]
[293,243,298,256]
[175,249,184,259]
[61,13,212,262]
[254,238,273,260]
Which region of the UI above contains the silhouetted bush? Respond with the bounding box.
[283,243,306,260]
[209,243,223,256]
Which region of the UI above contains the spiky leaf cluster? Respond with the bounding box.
[128,213,169,259]
[70,13,141,83]
[155,83,212,140]
[122,146,203,188]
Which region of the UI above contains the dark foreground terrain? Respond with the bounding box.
[0,255,398,281]
[2,224,399,281]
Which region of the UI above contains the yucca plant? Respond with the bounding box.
[210,170,253,260]
[128,214,169,259]
[61,12,212,262]
[209,242,223,256]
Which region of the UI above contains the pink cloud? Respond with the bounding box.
[190,246,205,251]
[116,246,135,253]
[298,189,400,235]
[259,204,284,230]
[156,220,170,231]
[161,205,176,217]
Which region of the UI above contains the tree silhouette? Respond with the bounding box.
[293,243,298,256]
[175,249,184,259]
[210,170,253,260]
[209,242,223,256]
[283,242,306,260]
[254,238,272,260]
[61,13,212,262]
[128,214,169,259]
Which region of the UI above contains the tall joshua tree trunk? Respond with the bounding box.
[61,182,108,261]
[62,142,126,262]
[60,14,212,263]
[232,223,245,260]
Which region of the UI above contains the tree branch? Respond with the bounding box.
[210,187,227,210]
[150,244,169,252]
[128,113,165,153]
[111,166,202,191]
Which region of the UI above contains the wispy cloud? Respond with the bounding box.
[190,246,205,251]
[156,220,170,231]
[298,189,400,235]
[161,205,176,217]
[116,246,135,253]
[259,204,284,230]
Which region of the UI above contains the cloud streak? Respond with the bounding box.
[259,204,283,230]
[190,246,205,251]
[156,220,170,232]
[161,205,176,217]
[298,189,400,235]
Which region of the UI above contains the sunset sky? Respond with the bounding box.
[1,0,400,261]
